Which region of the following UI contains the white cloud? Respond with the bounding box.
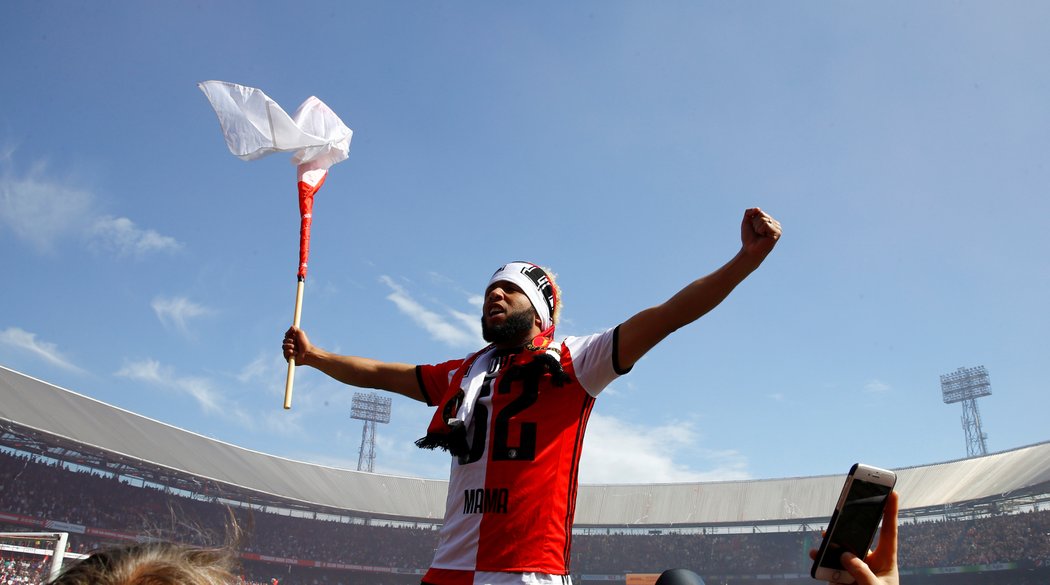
[252,408,306,439]
[114,358,165,384]
[116,358,229,418]
[0,158,180,257]
[91,216,181,257]
[864,379,891,393]
[151,296,213,334]
[578,412,751,484]
[380,275,484,348]
[237,352,278,384]
[0,327,83,372]
[0,165,94,254]
[448,308,483,341]
[233,353,306,437]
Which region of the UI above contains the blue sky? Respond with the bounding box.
[2,2,1048,485]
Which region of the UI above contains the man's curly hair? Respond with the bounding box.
[540,265,563,327]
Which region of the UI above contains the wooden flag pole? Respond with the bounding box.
[199,81,350,412]
[284,279,305,409]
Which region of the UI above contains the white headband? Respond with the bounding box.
[488,262,556,331]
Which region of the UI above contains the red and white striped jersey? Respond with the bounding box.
[416,327,627,585]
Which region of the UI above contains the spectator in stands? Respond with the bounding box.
[48,541,241,585]
[811,491,899,585]
[283,208,782,585]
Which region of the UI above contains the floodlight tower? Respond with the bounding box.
[350,392,391,472]
[940,366,992,458]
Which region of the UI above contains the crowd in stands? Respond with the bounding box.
[3,449,1050,584]
[0,557,48,584]
[572,530,809,575]
[897,510,1050,569]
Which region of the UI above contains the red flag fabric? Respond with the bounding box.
[296,170,327,280]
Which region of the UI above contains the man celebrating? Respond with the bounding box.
[283,207,781,585]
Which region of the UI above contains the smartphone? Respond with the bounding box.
[811,463,897,583]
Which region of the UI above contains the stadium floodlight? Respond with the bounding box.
[940,366,992,458]
[350,392,392,472]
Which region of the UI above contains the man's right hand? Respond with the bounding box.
[283,327,312,365]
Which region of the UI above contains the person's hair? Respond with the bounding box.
[541,265,563,326]
[51,508,246,585]
[49,541,241,585]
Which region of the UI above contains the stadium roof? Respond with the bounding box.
[2,365,1049,527]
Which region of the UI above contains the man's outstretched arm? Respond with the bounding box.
[283,327,426,403]
[616,207,781,371]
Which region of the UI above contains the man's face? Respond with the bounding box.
[481,281,538,345]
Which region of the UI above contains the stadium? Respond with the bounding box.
[2,365,1048,584]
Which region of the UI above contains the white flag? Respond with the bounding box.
[198,80,352,172]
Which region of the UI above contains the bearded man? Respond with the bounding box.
[283,207,782,585]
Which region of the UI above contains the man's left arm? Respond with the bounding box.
[616,207,781,371]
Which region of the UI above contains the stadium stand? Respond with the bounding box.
[2,365,1049,584]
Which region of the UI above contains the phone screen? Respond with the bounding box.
[818,478,893,570]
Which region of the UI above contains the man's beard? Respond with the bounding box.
[481,307,535,345]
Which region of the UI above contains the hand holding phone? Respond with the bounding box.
[811,464,897,584]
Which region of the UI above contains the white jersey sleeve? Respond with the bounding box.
[563,326,630,398]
